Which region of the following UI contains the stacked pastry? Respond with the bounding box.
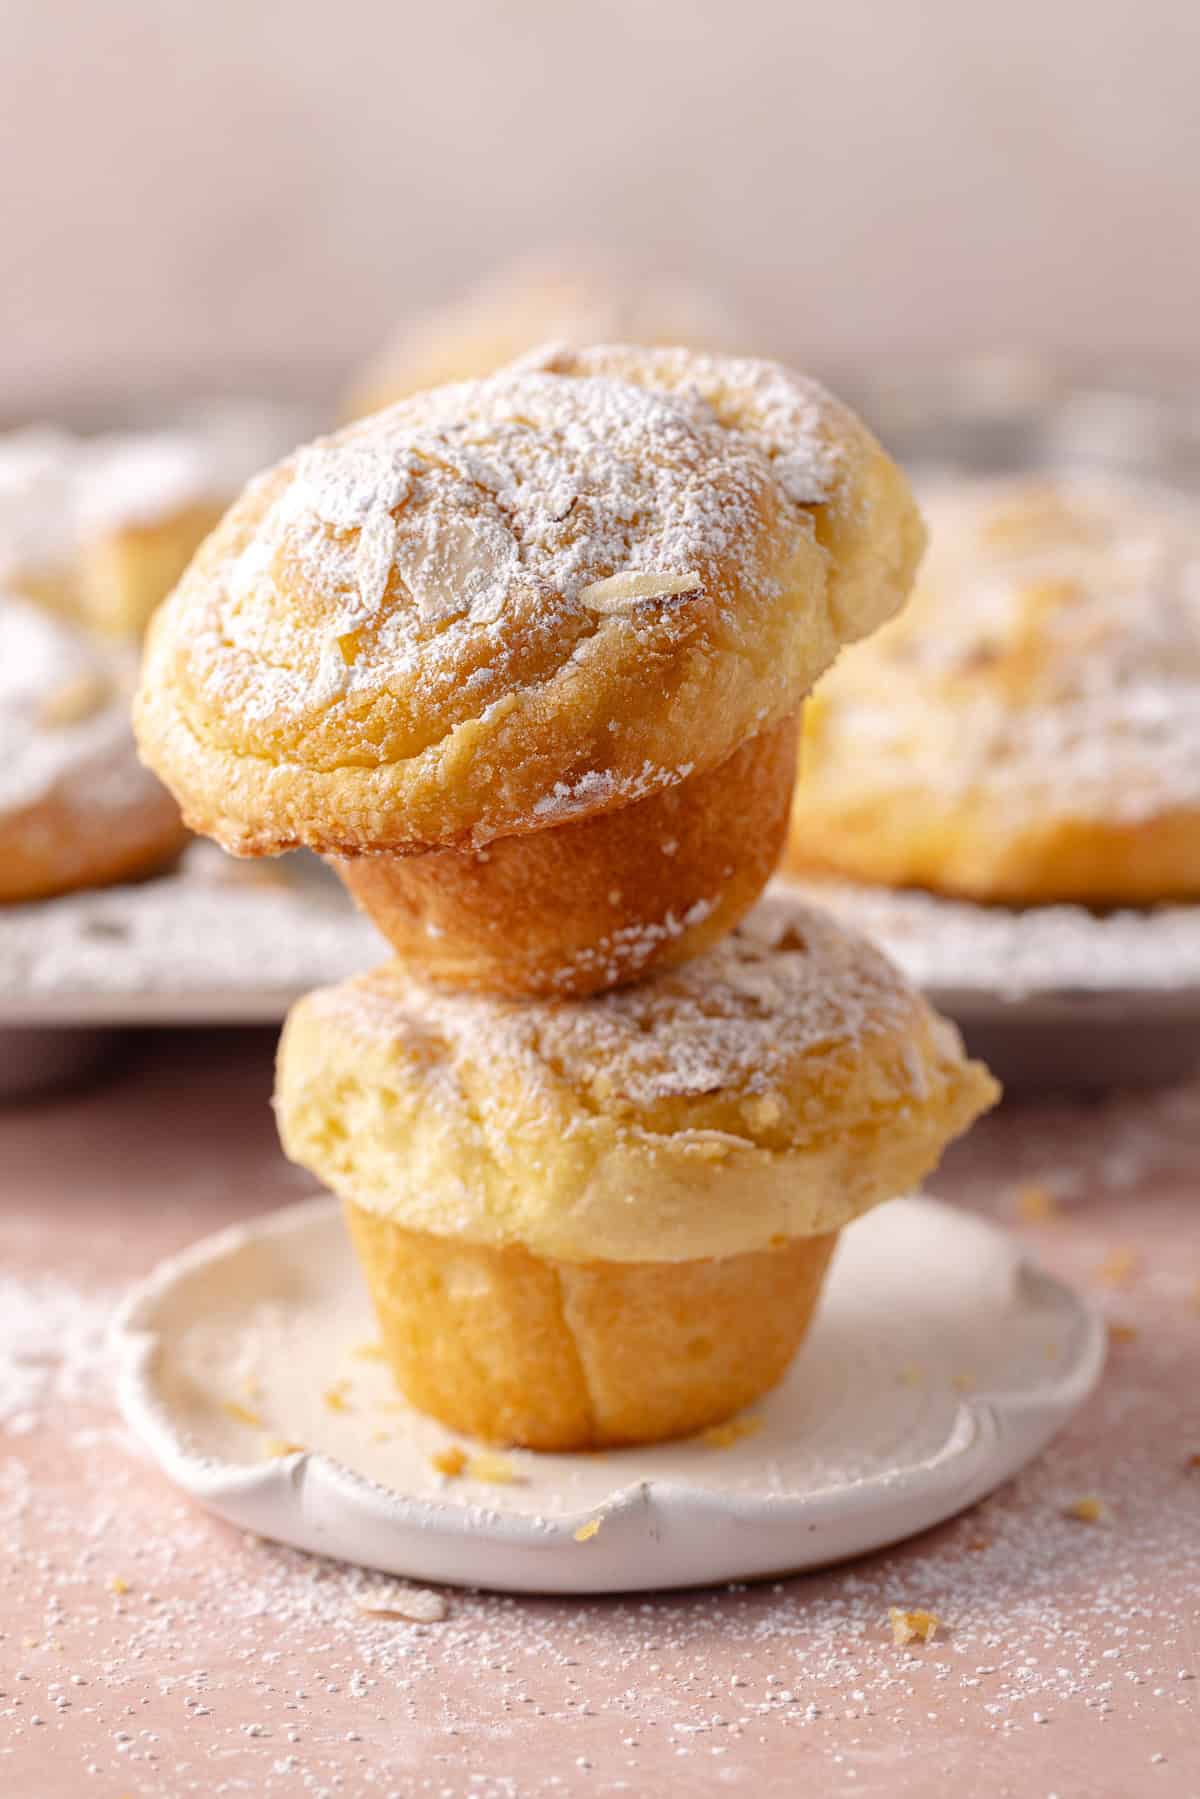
[136,345,997,1450]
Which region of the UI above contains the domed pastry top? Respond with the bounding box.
[137,347,924,856]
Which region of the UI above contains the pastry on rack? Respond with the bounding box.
[0,592,186,902]
[785,474,1200,904]
[276,897,998,1450]
[136,345,925,995]
[345,250,742,419]
[0,410,306,640]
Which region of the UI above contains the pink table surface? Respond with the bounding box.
[1,1029,1198,1798]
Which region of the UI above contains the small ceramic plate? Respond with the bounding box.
[113,1194,1104,1595]
[773,877,1200,1091]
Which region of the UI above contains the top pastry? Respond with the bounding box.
[785,474,1200,903]
[135,345,924,859]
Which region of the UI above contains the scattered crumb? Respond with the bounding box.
[953,1373,977,1394]
[322,1382,352,1413]
[261,1436,305,1458]
[967,1536,992,1552]
[574,1519,602,1543]
[358,1588,448,1624]
[1097,1248,1139,1287]
[699,1415,763,1449]
[431,1446,468,1478]
[242,1376,263,1399]
[370,1429,392,1445]
[1109,1322,1139,1344]
[888,1607,939,1646]
[1015,1182,1059,1223]
[107,1576,130,1596]
[1185,1453,1200,1471]
[222,1399,264,1429]
[350,1342,386,1362]
[1064,1496,1108,1524]
[467,1452,525,1486]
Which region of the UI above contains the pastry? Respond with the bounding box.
[0,593,187,902]
[345,250,742,418]
[785,474,1200,904]
[0,410,305,639]
[276,897,998,1450]
[136,345,925,995]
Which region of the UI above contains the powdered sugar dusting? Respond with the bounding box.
[778,875,1200,997]
[325,900,916,1113]
[813,473,1200,819]
[0,843,380,1014]
[217,367,771,706]
[0,409,307,589]
[0,593,152,815]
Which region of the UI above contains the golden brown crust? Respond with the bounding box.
[346,1201,835,1450]
[786,474,1200,903]
[333,718,797,996]
[275,903,999,1263]
[0,757,187,903]
[344,251,743,419]
[136,349,923,859]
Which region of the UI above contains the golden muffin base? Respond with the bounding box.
[344,1201,837,1451]
[786,787,1200,906]
[0,759,187,903]
[333,719,797,997]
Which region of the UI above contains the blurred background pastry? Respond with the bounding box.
[786,473,1200,905]
[276,899,998,1450]
[0,407,308,641]
[136,346,924,996]
[344,250,743,420]
[0,592,187,902]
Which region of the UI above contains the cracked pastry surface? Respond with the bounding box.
[275,898,998,1264]
[786,474,1200,903]
[136,346,925,857]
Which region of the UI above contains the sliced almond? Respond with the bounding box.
[358,1587,447,1624]
[578,570,700,613]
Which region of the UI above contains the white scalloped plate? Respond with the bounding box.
[112,1195,1104,1594]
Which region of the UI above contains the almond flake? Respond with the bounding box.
[1015,1182,1059,1223]
[578,570,701,612]
[466,1452,525,1486]
[888,1606,939,1646]
[358,1588,447,1624]
[222,1400,264,1429]
[699,1416,763,1450]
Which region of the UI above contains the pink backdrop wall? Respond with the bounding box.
[2,0,1197,410]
